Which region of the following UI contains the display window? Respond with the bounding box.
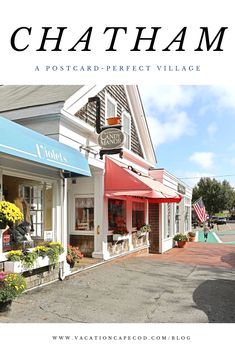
[75,197,94,231]
[184,204,190,232]
[164,203,171,239]
[1,175,53,252]
[108,199,127,234]
[132,201,145,229]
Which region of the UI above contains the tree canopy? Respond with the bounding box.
[192,177,235,216]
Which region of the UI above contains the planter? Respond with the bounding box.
[137,231,148,239]
[113,234,129,242]
[189,235,196,242]
[0,300,12,313]
[4,253,66,273]
[0,222,7,230]
[107,116,121,125]
[177,240,187,248]
[67,259,75,268]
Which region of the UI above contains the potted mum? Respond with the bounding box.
[0,272,26,312]
[188,231,196,242]
[136,224,151,238]
[0,201,23,229]
[173,233,189,248]
[66,245,83,268]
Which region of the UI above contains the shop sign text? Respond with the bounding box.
[98,128,125,149]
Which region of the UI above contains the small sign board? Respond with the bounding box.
[98,128,125,149]
[44,231,53,241]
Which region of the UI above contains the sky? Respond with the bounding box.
[139,85,235,188]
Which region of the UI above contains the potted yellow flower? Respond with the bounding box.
[0,271,26,312]
[0,201,23,229]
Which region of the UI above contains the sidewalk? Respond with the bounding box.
[140,242,235,269]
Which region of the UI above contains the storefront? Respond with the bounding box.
[0,115,90,283]
[68,156,182,260]
[104,157,182,258]
[149,168,192,253]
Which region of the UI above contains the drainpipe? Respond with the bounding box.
[59,171,68,281]
[59,262,66,280]
[88,96,101,134]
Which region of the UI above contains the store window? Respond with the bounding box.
[132,201,145,229]
[184,205,190,232]
[2,175,53,252]
[75,197,94,231]
[175,205,180,233]
[108,199,127,233]
[164,203,171,239]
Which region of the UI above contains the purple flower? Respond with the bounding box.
[0,272,7,280]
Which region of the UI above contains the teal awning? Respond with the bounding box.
[0,116,91,177]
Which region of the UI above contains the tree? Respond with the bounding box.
[192,177,235,216]
[220,180,235,211]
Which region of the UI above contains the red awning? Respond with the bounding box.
[104,157,182,203]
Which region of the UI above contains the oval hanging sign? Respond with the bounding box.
[98,128,125,149]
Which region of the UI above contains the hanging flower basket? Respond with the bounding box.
[107,116,121,125]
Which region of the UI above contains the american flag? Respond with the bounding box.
[192,197,207,222]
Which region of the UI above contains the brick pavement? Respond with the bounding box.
[138,242,235,269]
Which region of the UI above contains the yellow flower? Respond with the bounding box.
[0,201,23,223]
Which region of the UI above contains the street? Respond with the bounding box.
[1,243,235,323]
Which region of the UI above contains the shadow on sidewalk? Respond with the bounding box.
[193,279,235,323]
[221,252,235,267]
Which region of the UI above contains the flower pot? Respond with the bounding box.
[177,240,187,248]
[107,116,121,125]
[0,300,12,313]
[113,234,128,242]
[68,260,75,268]
[189,235,196,242]
[0,221,7,229]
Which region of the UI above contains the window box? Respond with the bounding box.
[113,234,129,242]
[4,253,66,273]
[136,231,148,239]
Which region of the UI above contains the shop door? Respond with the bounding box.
[149,203,160,253]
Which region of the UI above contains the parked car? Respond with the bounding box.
[210,216,218,223]
[215,217,227,225]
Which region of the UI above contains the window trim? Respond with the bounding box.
[122,110,131,150]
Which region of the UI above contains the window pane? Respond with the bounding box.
[132,202,145,229]
[75,197,94,231]
[108,199,127,233]
[107,99,116,117]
